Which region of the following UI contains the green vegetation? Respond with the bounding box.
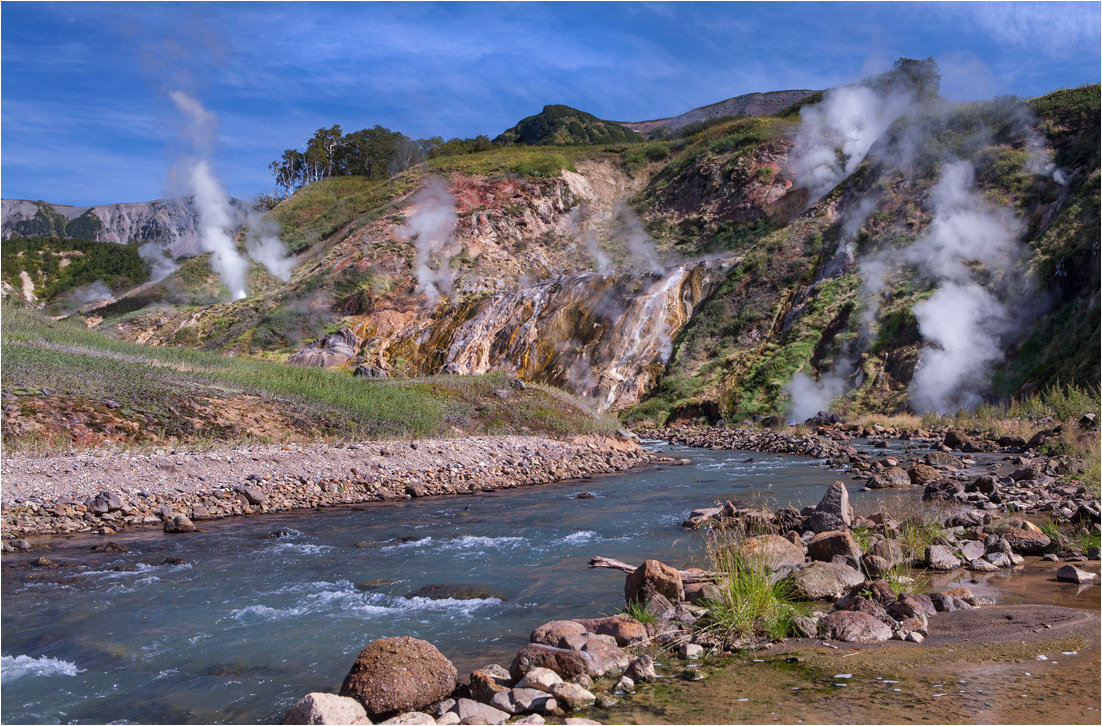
[1,303,617,450]
[495,104,643,146]
[620,601,658,625]
[699,529,807,641]
[1,237,149,301]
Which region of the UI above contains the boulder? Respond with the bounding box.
[866,467,912,489]
[907,464,941,485]
[235,484,268,505]
[960,540,986,562]
[281,693,371,725]
[576,638,630,674]
[509,644,600,682]
[548,682,596,711]
[624,560,684,605]
[821,611,891,642]
[353,365,388,379]
[871,539,904,565]
[340,637,458,720]
[469,666,512,703]
[924,545,960,571]
[943,430,975,450]
[513,715,546,725]
[790,562,864,600]
[164,514,196,533]
[613,675,635,694]
[735,534,806,574]
[993,522,1051,554]
[86,491,125,514]
[379,713,435,725]
[530,621,588,647]
[807,531,862,562]
[924,451,962,469]
[887,593,937,619]
[515,667,563,694]
[1056,565,1097,584]
[808,482,853,533]
[860,554,891,579]
[490,688,555,716]
[684,582,722,604]
[451,699,509,725]
[625,655,656,682]
[571,615,647,646]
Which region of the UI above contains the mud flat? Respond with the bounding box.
[1,433,657,539]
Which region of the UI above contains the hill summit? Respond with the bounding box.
[495,104,643,146]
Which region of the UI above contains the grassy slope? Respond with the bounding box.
[1,304,616,450]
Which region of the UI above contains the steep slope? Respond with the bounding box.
[1,196,250,257]
[620,89,820,137]
[496,105,643,146]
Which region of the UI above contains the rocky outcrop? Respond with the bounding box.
[339,637,458,720]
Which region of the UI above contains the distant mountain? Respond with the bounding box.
[619,89,820,136]
[495,104,644,146]
[1,196,250,257]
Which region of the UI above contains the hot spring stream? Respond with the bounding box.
[1,440,962,724]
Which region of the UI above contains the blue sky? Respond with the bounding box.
[2,1,1099,206]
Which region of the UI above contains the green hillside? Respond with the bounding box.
[496,104,644,146]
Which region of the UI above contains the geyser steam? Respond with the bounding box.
[245,211,294,282]
[398,178,458,304]
[169,90,249,299]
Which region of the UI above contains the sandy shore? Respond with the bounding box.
[1,433,662,538]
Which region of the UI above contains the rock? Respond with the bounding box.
[984,551,1012,568]
[563,720,600,726]
[576,638,629,674]
[640,591,676,619]
[1056,565,1098,584]
[509,644,600,681]
[512,715,545,725]
[437,713,461,725]
[860,554,891,579]
[808,531,862,562]
[790,562,864,600]
[380,713,435,725]
[470,666,513,703]
[235,484,268,506]
[571,615,647,646]
[808,482,853,533]
[994,524,1051,554]
[887,593,937,619]
[452,700,509,725]
[613,676,635,694]
[90,541,130,553]
[967,475,999,495]
[340,637,458,720]
[624,559,684,605]
[820,610,892,642]
[907,464,941,485]
[735,534,806,574]
[281,692,371,725]
[943,430,974,450]
[407,584,501,601]
[925,545,960,571]
[792,614,820,638]
[925,451,962,469]
[163,514,196,533]
[31,556,54,567]
[530,621,587,647]
[871,539,904,565]
[625,655,656,682]
[353,365,388,379]
[548,682,596,711]
[969,559,1000,572]
[684,581,722,604]
[866,467,912,489]
[11,539,32,551]
[960,540,987,562]
[86,491,125,514]
[515,667,562,694]
[490,688,554,715]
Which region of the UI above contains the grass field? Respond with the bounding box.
[1,303,617,450]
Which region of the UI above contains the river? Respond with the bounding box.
[0,440,972,724]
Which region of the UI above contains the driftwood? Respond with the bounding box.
[587,556,719,583]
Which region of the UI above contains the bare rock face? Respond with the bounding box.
[287,329,364,368]
[808,482,853,533]
[820,610,892,642]
[339,637,458,720]
[281,692,372,725]
[624,559,684,605]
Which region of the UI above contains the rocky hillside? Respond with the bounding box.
[1,196,250,257]
[495,105,643,146]
[620,88,820,137]
[50,68,1101,424]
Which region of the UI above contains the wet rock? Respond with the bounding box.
[969,559,1000,572]
[163,514,195,534]
[808,530,861,562]
[625,655,656,682]
[340,637,458,720]
[925,545,960,571]
[281,692,371,725]
[866,467,912,489]
[406,584,501,601]
[470,665,513,703]
[736,534,806,574]
[162,557,187,566]
[984,552,1012,568]
[490,687,555,715]
[790,562,864,600]
[960,540,986,562]
[31,556,54,567]
[907,464,941,485]
[821,610,892,642]
[11,539,32,551]
[509,644,600,681]
[809,482,853,533]
[613,676,635,694]
[548,682,596,711]
[515,667,562,694]
[625,559,684,605]
[1056,565,1097,584]
[572,615,647,646]
[90,541,130,553]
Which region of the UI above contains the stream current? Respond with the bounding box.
[1,440,970,724]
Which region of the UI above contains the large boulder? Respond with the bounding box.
[808,482,854,533]
[624,560,684,605]
[807,531,861,562]
[820,611,892,642]
[571,615,647,646]
[991,521,1051,554]
[735,534,806,574]
[871,538,904,565]
[789,562,864,600]
[530,621,588,647]
[340,637,458,720]
[469,665,512,703]
[282,693,371,725]
[451,699,509,725]
[164,514,196,533]
[509,644,601,682]
[866,467,912,489]
[924,544,960,571]
[907,464,941,485]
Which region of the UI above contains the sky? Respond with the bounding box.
[2,1,1099,206]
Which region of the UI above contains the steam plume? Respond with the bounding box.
[138,242,178,283]
[169,90,249,300]
[398,178,457,304]
[245,211,295,281]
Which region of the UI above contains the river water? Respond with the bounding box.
[0,440,955,724]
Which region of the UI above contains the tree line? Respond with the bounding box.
[268,124,502,193]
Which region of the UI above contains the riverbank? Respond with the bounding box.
[0,433,660,540]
